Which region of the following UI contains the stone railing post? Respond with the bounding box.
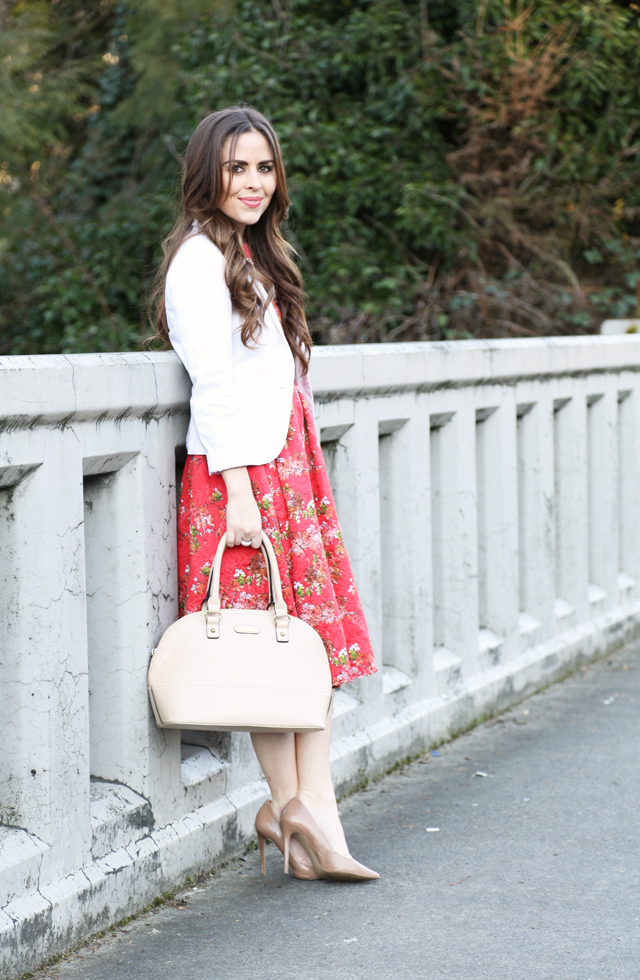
[0,429,91,880]
[515,392,557,643]
[586,385,619,613]
[474,388,520,663]
[553,386,589,624]
[617,385,640,601]
[377,397,434,698]
[429,392,481,680]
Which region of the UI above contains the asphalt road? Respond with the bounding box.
[43,642,640,980]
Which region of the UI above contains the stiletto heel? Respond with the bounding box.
[280,798,379,882]
[283,832,290,875]
[254,800,318,880]
[257,830,266,876]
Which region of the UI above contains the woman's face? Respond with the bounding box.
[218,130,277,232]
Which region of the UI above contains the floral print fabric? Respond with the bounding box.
[177,386,377,688]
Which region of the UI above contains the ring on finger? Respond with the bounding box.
[241,539,252,546]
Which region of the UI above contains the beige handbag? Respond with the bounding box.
[147,531,332,732]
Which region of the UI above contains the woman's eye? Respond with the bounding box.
[232,164,244,173]
[258,165,273,173]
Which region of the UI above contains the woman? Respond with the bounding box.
[152,106,378,882]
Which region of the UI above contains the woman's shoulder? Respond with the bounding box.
[167,231,225,285]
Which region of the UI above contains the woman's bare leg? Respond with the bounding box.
[251,697,349,858]
[295,695,349,857]
[250,731,307,865]
[250,732,298,817]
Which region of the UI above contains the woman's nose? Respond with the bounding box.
[244,168,262,189]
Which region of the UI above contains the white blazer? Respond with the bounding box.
[166,232,313,474]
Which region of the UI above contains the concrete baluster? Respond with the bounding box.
[377,398,434,698]
[474,391,519,664]
[136,419,187,825]
[617,388,640,600]
[323,402,383,715]
[515,394,556,644]
[0,433,91,879]
[79,415,187,831]
[429,396,480,680]
[553,391,589,624]
[586,388,619,613]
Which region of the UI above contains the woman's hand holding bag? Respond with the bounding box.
[221,465,263,548]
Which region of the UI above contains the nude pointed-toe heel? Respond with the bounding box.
[257,829,267,876]
[254,801,318,880]
[280,798,379,882]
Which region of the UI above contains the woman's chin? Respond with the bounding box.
[241,210,265,226]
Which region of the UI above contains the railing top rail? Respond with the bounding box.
[307,335,640,400]
[0,351,190,430]
[2,336,640,425]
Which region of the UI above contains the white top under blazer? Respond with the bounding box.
[166,232,314,474]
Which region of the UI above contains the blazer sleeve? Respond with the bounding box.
[166,236,237,474]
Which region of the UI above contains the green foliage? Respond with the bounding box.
[1,0,640,354]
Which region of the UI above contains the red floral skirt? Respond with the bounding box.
[177,387,377,688]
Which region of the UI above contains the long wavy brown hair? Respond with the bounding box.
[148,106,311,371]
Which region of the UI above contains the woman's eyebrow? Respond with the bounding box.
[222,159,274,167]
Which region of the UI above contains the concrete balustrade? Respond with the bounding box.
[1,336,640,975]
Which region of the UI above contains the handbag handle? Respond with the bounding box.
[201,535,275,610]
[203,531,290,643]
